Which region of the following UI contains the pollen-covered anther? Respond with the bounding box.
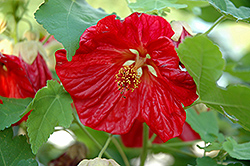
[115,65,140,97]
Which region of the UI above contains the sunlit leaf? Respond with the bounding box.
[223,137,250,160]
[35,0,107,61]
[177,35,250,131]
[0,128,36,166]
[27,80,73,154]
[208,0,250,21]
[0,96,32,130]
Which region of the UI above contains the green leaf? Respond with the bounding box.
[177,35,250,131]
[203,142,223,152]
[0,96,32,130]
[208,0,250,21]
[186,109,220,142]
[0,128,36,166]
[27,80,73,154]
[128,0,187,15]
[223,137,250,160]
[196,156,218,166]
[35,0,107,61]
[17,159,38,166]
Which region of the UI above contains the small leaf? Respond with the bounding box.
[208,0,250,21]
[177,35,250,131]
[196,156,218,166]
[223,137,250,160]
[0,96,32,130]
[129,0,187,15]
[0,128,36,166]
[203,142,223,152]
[186,109,220,142]
[27,80,73,154]
[17,159,38,166]
[35,0,107,60]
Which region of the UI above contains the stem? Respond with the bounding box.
[72,112,112,158]
[98,134,113,158]
[42,34,52,45]
[204,15,226,35]
[163,140,199,147]
[13,19,18,44]
[149,134,157,144]
[140,123,149,166]
[111,137,130,166]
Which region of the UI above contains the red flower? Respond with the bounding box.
[55,13,198,142]
[0,52,52,124]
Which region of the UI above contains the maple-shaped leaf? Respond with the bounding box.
[27,80,73,154]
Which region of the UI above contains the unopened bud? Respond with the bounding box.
[13,41,48,64]
[171,21,195,42]
[77,158,120,166]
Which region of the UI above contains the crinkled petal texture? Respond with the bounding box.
[56,13,198,142]
[0,53,34,98]
[0,53,52,124]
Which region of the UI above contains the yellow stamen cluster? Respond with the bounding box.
[115,65,140,98]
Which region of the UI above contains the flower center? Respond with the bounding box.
[115,65,140,98]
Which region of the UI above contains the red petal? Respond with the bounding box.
[146,37,198,107]
[121,120,163,147]
[56,50,139,134]
[160,68,198,107]
[147,37,180,69]
[20,54,52,92]
[178,122,200,141]
[78,13,174,56]
[0,53,34,98]
[139,67,186,142]
[121,13,174,49]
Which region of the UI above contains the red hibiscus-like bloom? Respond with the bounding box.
[55,13,198,142]
[0,52,52,124]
